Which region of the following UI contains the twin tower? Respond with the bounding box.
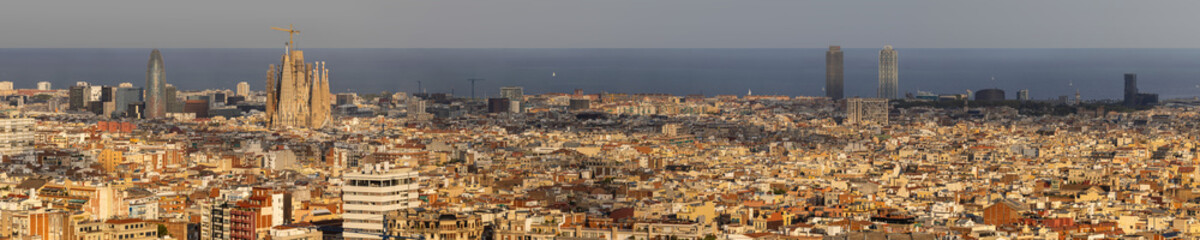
[825,45,898,100]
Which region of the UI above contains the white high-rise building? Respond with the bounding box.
[36,81,52,90]
[0,81,12,91]
[0,117,35,157]
[237,81,250,97]
[342,163,419,240]
[76,81,89,87]
[878,45,898,99]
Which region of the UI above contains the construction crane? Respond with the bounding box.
[271,24,301,48]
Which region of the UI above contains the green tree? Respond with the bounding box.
[157,224,170,237]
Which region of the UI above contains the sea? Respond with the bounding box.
[0,48,1198,100]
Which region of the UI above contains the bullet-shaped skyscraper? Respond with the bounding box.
[878,45,898,99]
[826,46,844,100]
[144,49,166,119]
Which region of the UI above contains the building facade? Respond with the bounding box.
[386,209,484,240]
[0,117,34,157]
[878,45,898,99]
[70,86,87,111]
[975,89,1006,102]
[113,87,144,118]
[36,81,51,90]
[342,163,419,240]
[846,98,888,126]
[237,81,251,97]
[500,87,524,101]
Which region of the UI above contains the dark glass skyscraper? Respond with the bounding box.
[826,46,844,100]
[145,49,166,119]
[1124,73,1137,106]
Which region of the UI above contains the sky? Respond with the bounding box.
[0,0,1197,48]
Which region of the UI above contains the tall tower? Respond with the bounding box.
[878,45,898,99]
[144,49,167,119]
[826,46,844,100]
[265,25,331,129]
[1124,73,1138,106]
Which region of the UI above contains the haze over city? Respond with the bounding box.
[3,0,1199,48]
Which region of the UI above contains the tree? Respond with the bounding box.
[157,224,170,237]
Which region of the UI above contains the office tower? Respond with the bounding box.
[113,87,144,118]
[88,86,117,116]
[226,96,245,105]
[184,100,209,118]
[846,98,888,125]
[488,98,511,114]
[265,27,331,129]
[342,163,418,240]
[407,100,427,117]
[85,86,102,102]
[1017,89,1030,101]
[975,89,1006,102]
[0,116,34,157]
[878,45,898,99]
[144,49,167,119]
[165,84,180,113]
[69,86,87,110]
[500,86,524,101]
[236,81,250,97]
[0,81,13,90]
[36,81,51,90]
[826,46,844,100]
[1124,73,1138,106]
[126,102,145,119]
[212,92,227,107]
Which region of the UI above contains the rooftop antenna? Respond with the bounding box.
[417,81,423,93]
[467,78,485,100]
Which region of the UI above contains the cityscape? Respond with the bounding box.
[2,1,1200,240]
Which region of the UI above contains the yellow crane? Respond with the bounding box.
[271,24,300,48]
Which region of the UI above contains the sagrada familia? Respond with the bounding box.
[265,26,331,129]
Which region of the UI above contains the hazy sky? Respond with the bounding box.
[3,0,1197,48]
